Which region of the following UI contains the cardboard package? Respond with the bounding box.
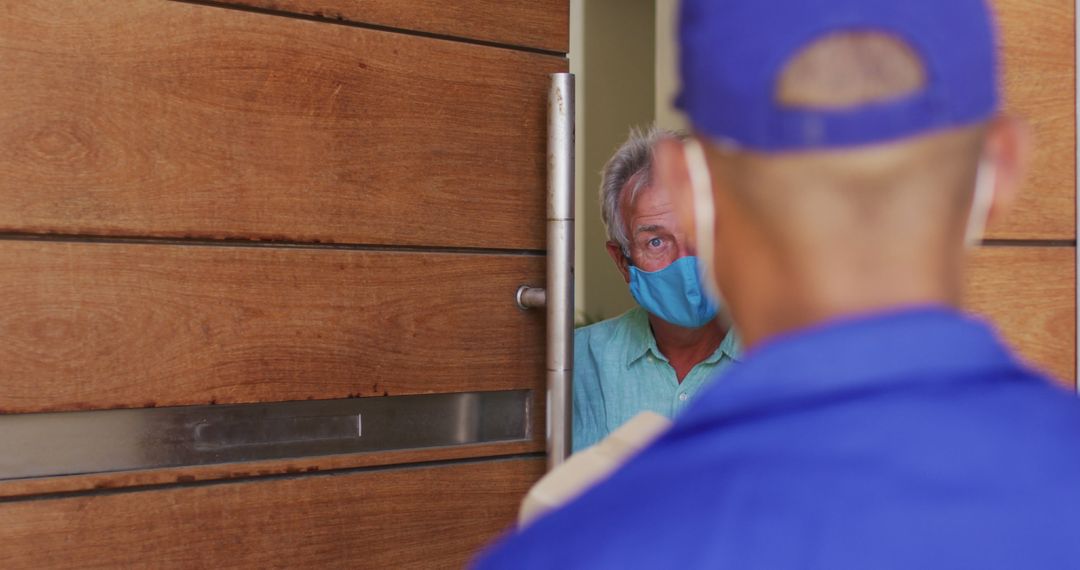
[519,411,673,527]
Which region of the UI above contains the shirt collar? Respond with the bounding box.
[708,327,742,364]
[679,306,1022,426]
[623,306,741,367]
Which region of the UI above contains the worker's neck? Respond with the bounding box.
[733,248,962,350]
[648,314,727,382]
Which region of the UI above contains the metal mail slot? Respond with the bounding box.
[0,390,530,481]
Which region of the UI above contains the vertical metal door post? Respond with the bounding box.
[547,73,575,468]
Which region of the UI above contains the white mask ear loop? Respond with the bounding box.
[964,159,997,247]
[683,139,724,305]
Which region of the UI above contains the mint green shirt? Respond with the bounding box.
[573,307,740,452]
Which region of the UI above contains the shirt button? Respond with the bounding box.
[678,392,689,402]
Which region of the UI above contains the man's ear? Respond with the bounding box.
[983,114,1033,226]
[654,138,697,252]
[605,241,632,283]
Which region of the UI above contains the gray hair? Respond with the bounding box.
[599,126,684,257]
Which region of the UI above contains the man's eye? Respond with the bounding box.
[648,237,664,248]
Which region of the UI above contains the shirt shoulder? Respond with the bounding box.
[575,308,638,342]
[572,309,645,401]
[574,308,645,357]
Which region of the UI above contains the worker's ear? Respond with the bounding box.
[982,114,1032,226]
[605,241,631,283]
[654,138,698,253]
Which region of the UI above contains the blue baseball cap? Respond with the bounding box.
[676,0,1000,151]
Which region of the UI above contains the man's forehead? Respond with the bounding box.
[628,198,679,237]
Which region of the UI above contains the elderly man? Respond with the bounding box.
[573,127,739,452]
[477,0,1080,567]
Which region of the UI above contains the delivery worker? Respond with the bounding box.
[475,0,1080,567]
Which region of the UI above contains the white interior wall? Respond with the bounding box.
[571,0,659,323]
[570,0,586,321]
[655,0,686,132]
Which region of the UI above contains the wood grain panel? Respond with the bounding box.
[0,436,544,500]
[989,0,1075,239]
[0,0,565,250]
[0,240,545,413]
[0,457,541,569]
[222,0,570,53]
[966,246,1075,386]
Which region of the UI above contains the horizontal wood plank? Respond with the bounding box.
[966,245,1075,386]
[0,436,543,500]
[0,457,542,569]
[0,0,565,250]
[220,0,569,53]
[0,240,545,413]
[989,0,1075,239]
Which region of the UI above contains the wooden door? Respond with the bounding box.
[966,0,1075,387]
[0,1,568,567]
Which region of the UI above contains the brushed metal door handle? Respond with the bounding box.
[545,72,575,469]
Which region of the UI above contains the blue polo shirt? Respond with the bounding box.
[475,307,1080,569]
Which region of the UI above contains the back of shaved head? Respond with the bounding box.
[654,30,1028,347]
[704,32,987,255]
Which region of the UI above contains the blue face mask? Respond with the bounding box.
[628,256,720,328]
